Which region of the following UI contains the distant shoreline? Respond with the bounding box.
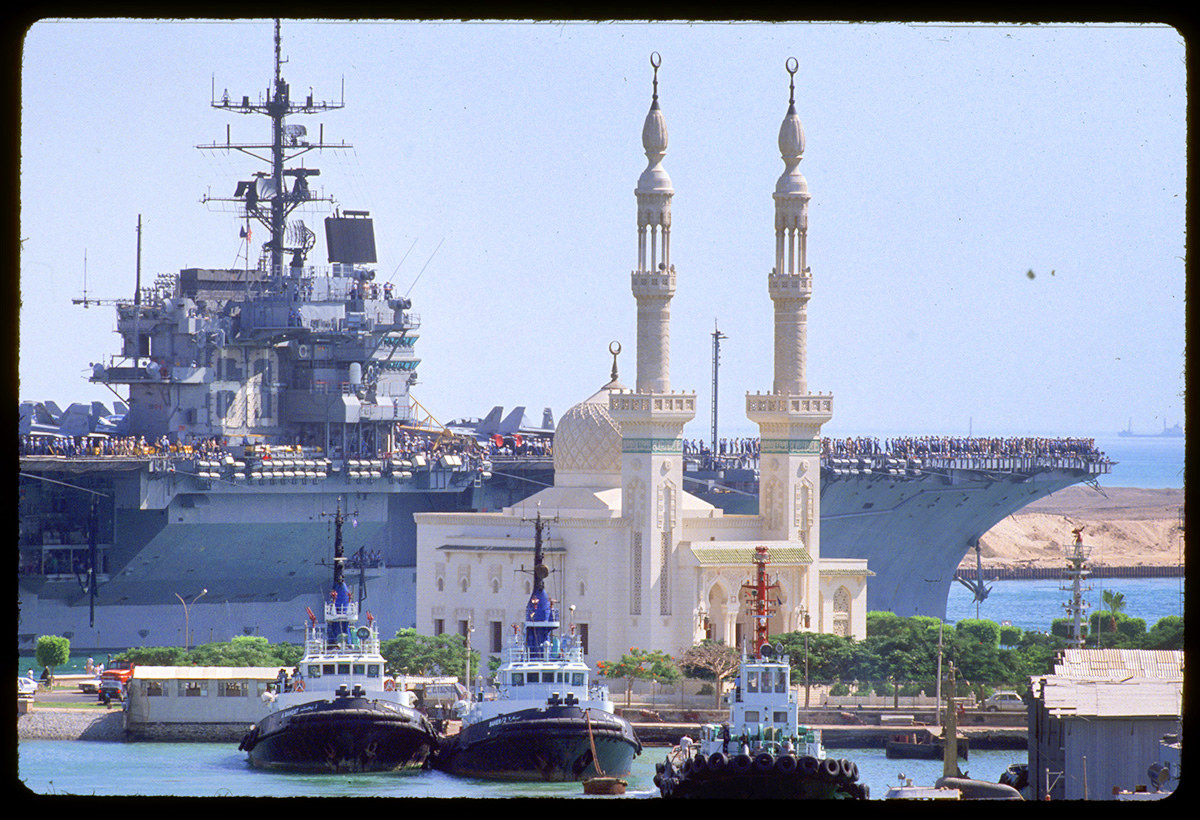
[965,486,1185,571]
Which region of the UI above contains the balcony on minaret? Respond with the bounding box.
[631,268,677,297]
[745,391,833,428]
[768,269,812,300]
[609,389,696,420]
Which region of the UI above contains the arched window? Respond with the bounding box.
[832,586,851,637]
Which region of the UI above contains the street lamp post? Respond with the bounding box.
[175,588,208,651]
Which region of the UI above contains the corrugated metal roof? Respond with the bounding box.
[689,543,812,566]
[1039,678,1182,718]
[1054,649,1183,680]
[132,665,284,680]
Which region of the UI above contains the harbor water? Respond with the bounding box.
[17,739,1024,799]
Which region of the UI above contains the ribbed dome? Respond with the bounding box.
[637,99,673,194]
[775,103,809,197]
[778,101,805,161]
[552,379,625,488]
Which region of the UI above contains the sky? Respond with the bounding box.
[17,19,1187,440]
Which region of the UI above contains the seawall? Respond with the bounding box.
[17,708,126,741]
[953,564,1184,581]
[17,708,249,743]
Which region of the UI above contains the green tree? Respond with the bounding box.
[36,635,70,684]
[381,628,477,682]
[677,640,740,708]
[118,646,191,666]
[598,647,675,708]
[1144,616,1184,650]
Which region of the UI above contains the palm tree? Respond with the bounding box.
[1100,590,1127,643]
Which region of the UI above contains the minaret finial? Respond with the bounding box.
[786,57,797,105]
[609,341,622,383]
[650,52,661,101]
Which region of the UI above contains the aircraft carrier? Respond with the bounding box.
[17,22,1110,654]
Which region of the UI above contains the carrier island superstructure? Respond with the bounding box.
[18,23,1112,654]
[17,21,512,653]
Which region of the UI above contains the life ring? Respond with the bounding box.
[384,679,396,691]
[294,680,305,692]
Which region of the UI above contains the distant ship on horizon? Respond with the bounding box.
[1119,418,1184,438]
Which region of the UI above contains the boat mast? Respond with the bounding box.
[742,545,780,658]
[199,18,346,287]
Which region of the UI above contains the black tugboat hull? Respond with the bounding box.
[239,697,438,773]
[654,752,870,800]
[436,705,641,781]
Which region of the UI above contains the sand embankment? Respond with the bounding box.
[962,486,1185,571]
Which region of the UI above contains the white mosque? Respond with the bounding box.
[415,55,870,665]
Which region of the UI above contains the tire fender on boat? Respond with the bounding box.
[841,759,858,781]
[707,752,728,772]
[821,757,842,780]
[732,754,753,773]
[691,753,708,775]
[754,753,775,772]
[798,755,819,776]
[775,754,797,774]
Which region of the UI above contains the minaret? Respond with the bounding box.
[746,58,833,551]
[610,53,696,632]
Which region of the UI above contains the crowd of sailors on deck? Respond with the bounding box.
[830,436,1107,462]
[681,435,1108,469]
[22,430,1103,467]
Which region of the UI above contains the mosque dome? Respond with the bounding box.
[552,377,626,488]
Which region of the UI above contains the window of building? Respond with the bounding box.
[337,663,350,675]
[323,664,336,675]
[490,621,502,654]
[510,673,524,686]
[145,680,166,697]
[744,710,760,722]
[433,619,444,636]
[367,664,381,678]
[179,680,206,697]
[307,664,322,678]
[219,680,246,697]
[352,664,365,675]
[579,623,589,655]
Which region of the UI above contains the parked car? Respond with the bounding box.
[18,676,38,700]
[78,678,102,694]
[982,691,1025,712]
[98,678,126,703]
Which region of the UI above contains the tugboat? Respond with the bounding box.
[238,501,438,772]
[654,546,867,799]
[434,513,642,781]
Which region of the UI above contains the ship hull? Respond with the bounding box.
[435,705,641,781]
[655,751,868,800]
[239,696,438,773]
[18,453,1101,651]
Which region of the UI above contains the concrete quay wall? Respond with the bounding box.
[17,708,248,743]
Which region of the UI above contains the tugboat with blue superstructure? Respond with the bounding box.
[238,500,438,772]
[654,546,867,799]
[434,513,642,781]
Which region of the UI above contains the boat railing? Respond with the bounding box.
[500,639,585,665]
[302,633,381,657]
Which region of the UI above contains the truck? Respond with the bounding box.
[98,660,135,702]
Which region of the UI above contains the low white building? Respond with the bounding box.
[416,58,869,668]
[124,665,281,739]
[1028,649,1184,800]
